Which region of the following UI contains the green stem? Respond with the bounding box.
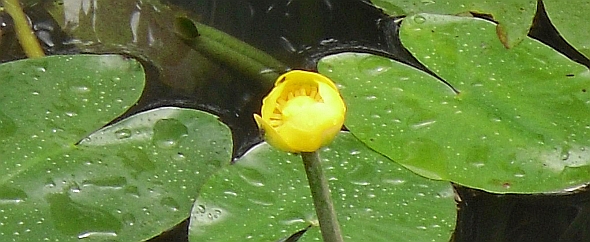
[2,0,45,58]
[174,16,288,88]
[301,151,344,242]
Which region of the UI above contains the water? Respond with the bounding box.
[2,0,589,241]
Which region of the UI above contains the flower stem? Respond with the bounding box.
[2,0,45,58]
[301,151,344,242]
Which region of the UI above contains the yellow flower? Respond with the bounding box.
[254,70,346,152]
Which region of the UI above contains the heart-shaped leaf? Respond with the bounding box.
[189,132,456,242]
[0,55,233,241]
[317,14,590,193]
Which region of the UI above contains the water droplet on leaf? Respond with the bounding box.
[359,56,392,76]
[124,185,140,197]
[78,231,117,239]
[114,129,132,139]
[238,168,266,187]
[172,152,186,161]
[411,120,436,129]
[46,193,122,236]
[70,85,91,94]
[160,197,180,211]
[122,213,136,226]
[414,15,426,24]
[152,119,188,149]
[365,95,377,101]
[82,176,127,188]
[0,186,27,204]
[196,204,206,213]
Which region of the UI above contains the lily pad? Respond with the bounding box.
[0,55,233,241]
[1,55,144,162]
[544,0,590,58]
[370,0,537,48]
[189,132,456,242]
[317,14,590,193]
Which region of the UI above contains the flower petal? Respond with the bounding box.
[253,114,293,152]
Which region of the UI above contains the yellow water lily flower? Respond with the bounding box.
[254,70,346,152]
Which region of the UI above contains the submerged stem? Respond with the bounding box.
[301,151,344,242]
[2,0,45,58]
[174,16,288,89]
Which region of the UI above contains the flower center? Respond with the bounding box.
[268,84,322,128]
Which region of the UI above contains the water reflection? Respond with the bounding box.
[2,1,590,242]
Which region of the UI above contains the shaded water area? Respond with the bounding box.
[1,0,590,241]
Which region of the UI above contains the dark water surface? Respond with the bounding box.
[1,0,589,241]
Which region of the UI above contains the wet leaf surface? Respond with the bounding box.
[370,0,537,48]
[189,132,456,242]
[0,55,232,241]
[318,14,590,193]
[543,0,590,59]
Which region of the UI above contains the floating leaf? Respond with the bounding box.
[318,14,590,193]
[0,55,233,241]
[544,0,590,58]
[0,55,144,162]
[189,132,456,242]
[370,0,536,48]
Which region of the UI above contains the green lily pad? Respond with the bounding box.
[317,14,590,193]
[0,55,233,241]
[544,0,590,58]
[189,132,456,242]
[370,0,537,48]
[1,55,144,160]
